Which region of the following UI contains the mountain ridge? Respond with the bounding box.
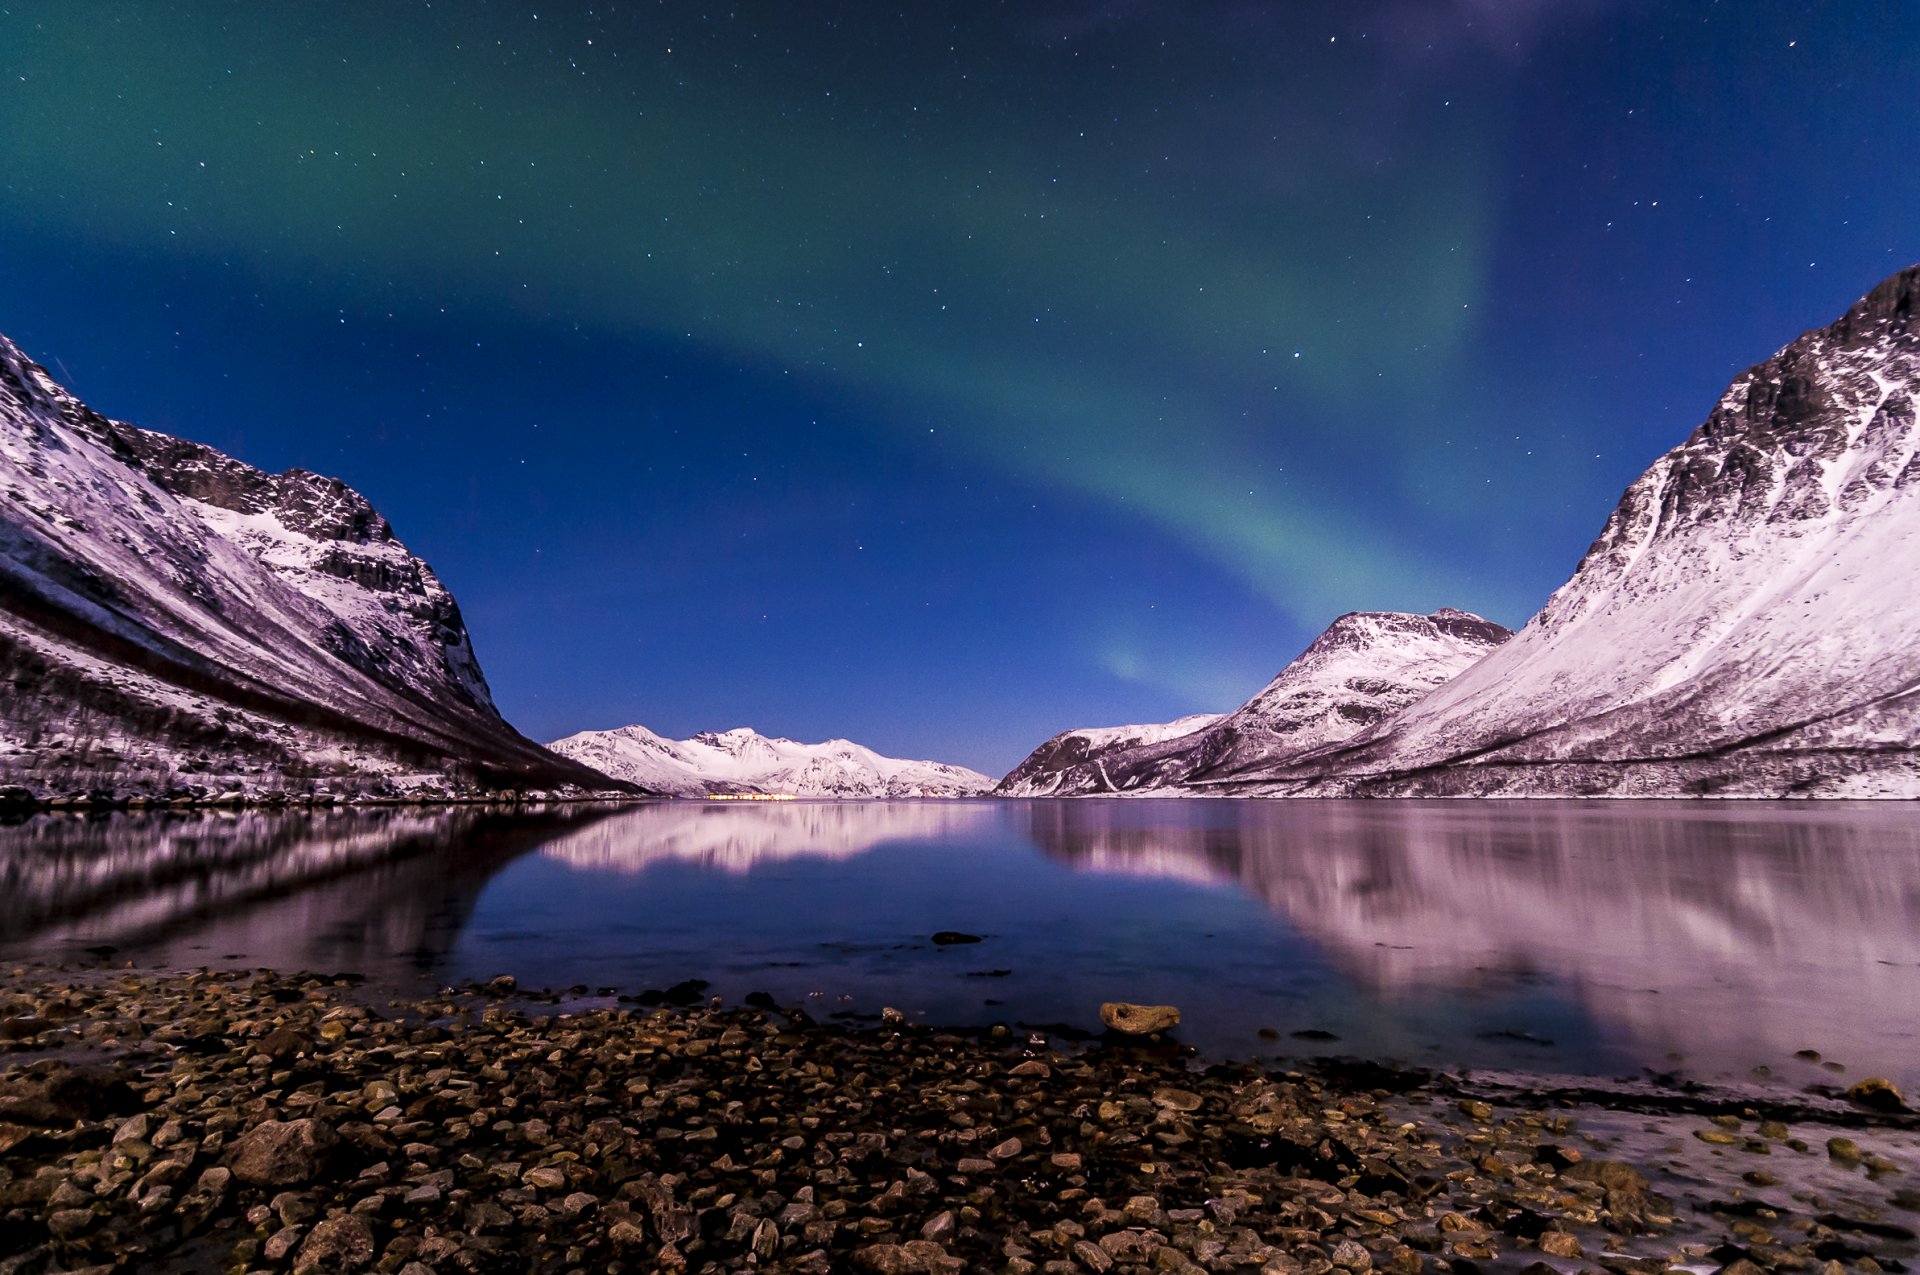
[0,332,625,802]
[1209,263,1920,797]
[549,723,992,798]
[996,608,1511,796]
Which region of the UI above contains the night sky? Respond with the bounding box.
[1,2,1915,774]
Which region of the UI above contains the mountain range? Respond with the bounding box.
[547,724,991,798]
[998,264,1920,799]
[3,263,1916,802]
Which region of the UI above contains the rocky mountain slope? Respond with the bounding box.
[0,332,622,801]
[1221,264,1920,797]
[996,610,1509,795]
[548,724,992,798]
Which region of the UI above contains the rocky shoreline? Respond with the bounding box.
[0,967,1914,1275]
[0,791,647,815]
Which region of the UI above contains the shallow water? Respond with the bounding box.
[3,798,1916,1092]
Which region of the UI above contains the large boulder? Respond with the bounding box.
[227,1117,338,1186]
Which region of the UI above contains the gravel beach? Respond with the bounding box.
[0,967,1913,1275]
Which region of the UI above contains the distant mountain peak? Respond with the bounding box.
[551,723,990,798]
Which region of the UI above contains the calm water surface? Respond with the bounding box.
[3,799,1916,1092]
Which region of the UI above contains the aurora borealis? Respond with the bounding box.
[2,2,1916,771]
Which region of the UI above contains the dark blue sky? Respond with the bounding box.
[1,1,1915,773]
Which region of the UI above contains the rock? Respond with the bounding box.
[1828,1137,1864,1164]
[921,1209,956,1241]
[930,932,983,945]
[1074,1238,1116,1272]
[1009,1059,1051,1079]
[1332,1239,1373,1270]
[1100,1002,1181,1035]
[1100,1230,1157,1263]
[228,1118,338,1186]
[1539,1232,1583,1258]
[854,1240,960,1273]
[485,974,517,996]
[1561,1159,1666,1233]
[607,1211,647,1247]
[0,1062,141,1126]
[1847,1078,1910,1113]
[264,1227,304,1261]
[295,1214,376,1273]
[881,1007,907,1027]
[1151,1087,1203,1112]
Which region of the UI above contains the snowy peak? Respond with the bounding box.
[1243,263,1920,797]
[0,331,613,799]
[995,609,1508,796]
[1197,608,1510,779]
[548,724,992,798]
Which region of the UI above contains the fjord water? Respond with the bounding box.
[4,800,1916,1092]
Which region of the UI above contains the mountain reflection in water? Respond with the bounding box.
[2,799,1914,1085]
[537,801,997,874]
[0,805,623,974]
[1015,800,1920,1080]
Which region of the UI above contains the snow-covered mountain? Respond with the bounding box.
[995,610,1509,795]
[548,724,992,798]
[1226,263,1920,797]
[0,332,620,801]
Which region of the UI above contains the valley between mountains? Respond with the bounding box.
[3,265,1917,803]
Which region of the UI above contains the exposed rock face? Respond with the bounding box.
[995,610,1509,796]
[1231,264,1920,797]
[548,724,991,798]
[0,333,622,800]
[993,715,1224,798]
